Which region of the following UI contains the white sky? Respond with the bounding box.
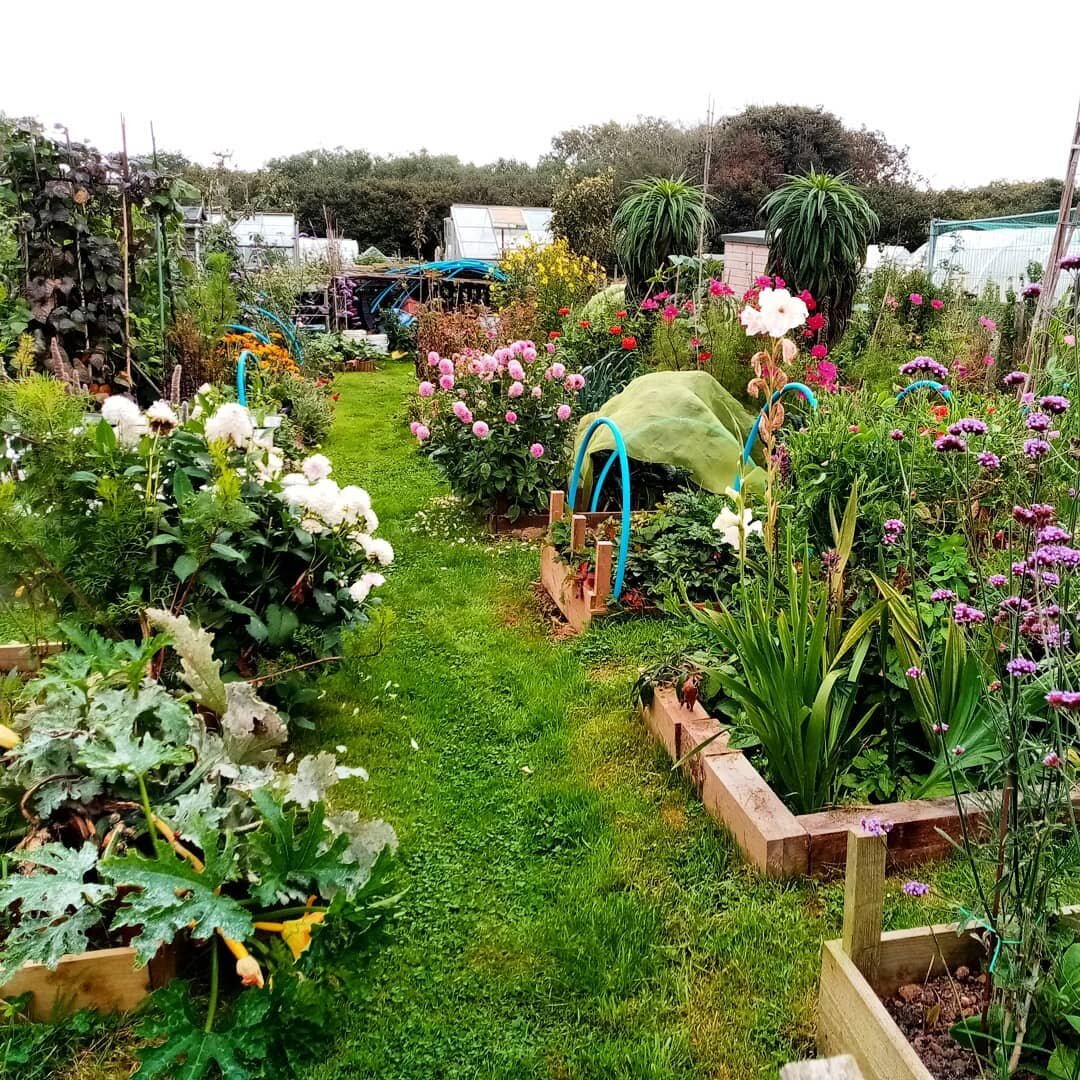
[3,0,1078,189]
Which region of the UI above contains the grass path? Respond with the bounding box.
[304,366,951,1080]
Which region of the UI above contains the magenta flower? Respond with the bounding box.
[1047,690,1080,710]
[979,316,997,331]
[508,381,524,399]
[452,401,473,424]
[909,293,923,306]
[550,362,566,380]
[556,404,572,422]
[641,298,659,311]
[1023,283,1041,299]
[906,666,923,679]
[529,443,545,459]
[507,359,526,381]
[903,881,930,897]
[890,428,905,441]
[930,298,944,310]
[662,304,679,322]
[1043,751,1063,768]
[930,588,955,602]
[415,423,430,442]
[932,721,950,734]
[1026,412,1051,432]
[545,342,557,354]
[1024,438,1051,459]
[978,451,1000,470]
[438,357,454,376]
[439,374,455,391]
[1040,395,1070,414]
[987,574,1007,587]
[1003,370,1028,387]
[505,410,517,424]
[472,420,490,439]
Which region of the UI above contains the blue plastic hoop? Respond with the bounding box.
[567,418,631,600]
[734,382,819,493]
[226,323,271,345]
[245,304,303,364]
[896,380,952,403]
[236,349,255,407]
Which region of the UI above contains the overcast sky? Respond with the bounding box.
[3,0,1078,189]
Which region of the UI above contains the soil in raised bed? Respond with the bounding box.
[883,966,1035,1079]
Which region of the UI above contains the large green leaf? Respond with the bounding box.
[248,789,367,907]
[101,836,252,965]
[136,982,271,1080]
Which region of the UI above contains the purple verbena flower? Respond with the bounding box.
[1024,438,1052,459]
[890,428,905,441]
[861,817,893,837]
[906,666,923,679]
[953,602,986,625]
[1023,283,1042,299]
[899,356,949,380]
[1003,370,1028,388]
[1006,656,1038,677]
[987,574,1007,587]
[903,881,931,897]
[934,434,967,453]
[1026,412,1051,432]
[948,417,988,436]
[1040,395,1070,414]
[1061,255,1080,272]
[929,588,955,602]
[1037,525,1072,544]
[1047,689,1080,710]
[977,451,1001,469]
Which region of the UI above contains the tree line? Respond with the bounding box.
[156,105,1064,266]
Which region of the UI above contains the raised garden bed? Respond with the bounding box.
[642,686,1080,878]
[0,641,63,673]
[0,944,175,1020]
[540,490,618,632]
[814,831,1078,1079]
[343,357,376,372]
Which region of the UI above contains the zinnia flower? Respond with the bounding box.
[622,336,637,350]
[810,343,828,360]
[930,298,944,310]
[909,293,923,305]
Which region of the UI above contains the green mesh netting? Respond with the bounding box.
[573,370,767,498]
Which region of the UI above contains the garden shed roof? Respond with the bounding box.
[721,229,768,246]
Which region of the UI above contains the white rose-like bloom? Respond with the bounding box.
[361,571,385,591]
[365,538,394,566]
[338,485,371,522]
[204,403,254,448]
[255,449,284,484]
[739,305,768,337]
[146,399,179,435]
[101,395,142,427]
[363,508,379,533]
[713,506,763,551]
[348,578,373,603]
[301,453,333,482]
[755,287,809,338]
[280,472,307,488]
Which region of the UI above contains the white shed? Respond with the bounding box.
[721,230,769,293]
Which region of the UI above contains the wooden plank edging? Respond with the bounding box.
[640,686,1063,877]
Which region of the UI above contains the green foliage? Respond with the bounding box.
[185,252,239,352]
[762,170,878,344]
[690,556,882,813]
[551,169,617,267]
[613,177,713,291]
[136,981,272,1079]
[272,373,335,449]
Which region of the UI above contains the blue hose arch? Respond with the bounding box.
[227,323,271,345]
[236,349,255,407]
[567,418,631,600]
[734,382,819,493]
[897,380,952,403]
[244,304,303,364]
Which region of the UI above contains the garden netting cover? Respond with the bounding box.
[572,370,766,498]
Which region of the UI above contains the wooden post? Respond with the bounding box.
[549,490,565,526]
[841,828,886,985]
[780,1056,863,1078]
[594,541,613,601]
[570,514,586,554]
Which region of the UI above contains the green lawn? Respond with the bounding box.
[300,365,965,1080]
[40,363,1008,1080]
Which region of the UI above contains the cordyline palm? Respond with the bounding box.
[613,177,713,294]
[761,170,878,346]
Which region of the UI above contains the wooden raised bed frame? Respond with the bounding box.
[0,946,175,1020]
[643,686,1080,877]
[539,490,618,632]
[0,641,63,673]
[813,830,1079,1080]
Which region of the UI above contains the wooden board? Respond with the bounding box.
[0,641,63,673]
[539,544,607,632]
[0,946,163,1019]
[700,752,809,876]
[818,927,983,1080]
[781,1056,863,1079]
